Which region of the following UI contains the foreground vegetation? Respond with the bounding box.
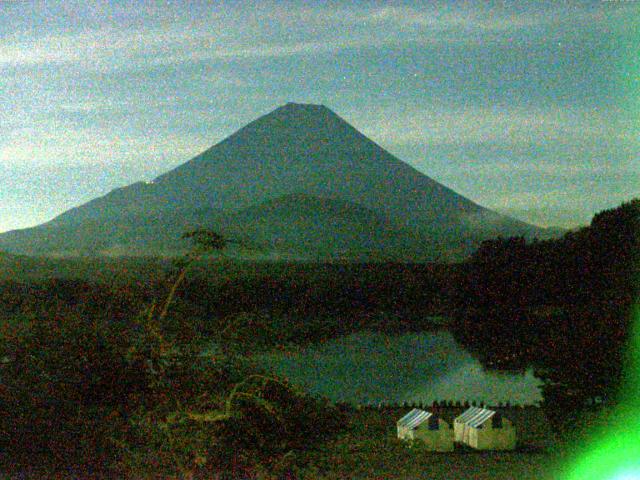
[0,307,343,477]
[0,233,345,478]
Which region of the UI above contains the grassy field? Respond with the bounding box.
[299,406,563,479]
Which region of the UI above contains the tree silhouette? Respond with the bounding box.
[451,199,639,431]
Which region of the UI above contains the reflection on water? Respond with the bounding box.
[260,331,542,405]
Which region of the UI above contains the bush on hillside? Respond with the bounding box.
[0,310,343,477]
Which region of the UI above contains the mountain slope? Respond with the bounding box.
[213,194,437,260]
[0,195,436,259]
[0,103,551,259]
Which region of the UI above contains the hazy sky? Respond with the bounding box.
[1,0,638,233]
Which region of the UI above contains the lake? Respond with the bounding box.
[260,331,542,406]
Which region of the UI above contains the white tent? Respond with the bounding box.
[397,409,454,452]
[454,407,516,450]
[454,406,483,442]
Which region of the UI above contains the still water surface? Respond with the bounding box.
[260,331,542,405]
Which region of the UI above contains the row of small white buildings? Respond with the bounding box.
[397,407,517,451]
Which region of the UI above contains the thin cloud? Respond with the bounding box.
[353,104,638,147]
[0,126,212,170]
[1,2,633,70]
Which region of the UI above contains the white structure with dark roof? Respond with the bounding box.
[454,407,516,450]
[397,409,454,452]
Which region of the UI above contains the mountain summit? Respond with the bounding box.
[0,103,550,259]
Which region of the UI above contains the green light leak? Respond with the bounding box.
[560,305,640,480]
